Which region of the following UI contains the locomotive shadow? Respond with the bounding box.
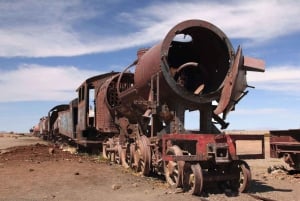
[287,170,300,175]
[187,179,292,198]
[248,179,292,194]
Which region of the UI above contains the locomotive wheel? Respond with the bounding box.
[135,135,151,176]
[129,143,136,168]
[164,145,184,188]
[115,144,122,165]
[189,163,203,195]
[102,138,113,160]
[120,146,129,168]
[229,160,251,193]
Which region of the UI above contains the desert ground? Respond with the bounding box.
[0,133,299,201]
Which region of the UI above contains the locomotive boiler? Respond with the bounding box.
[36,19,265,195]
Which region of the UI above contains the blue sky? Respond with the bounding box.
[1,0,300,133]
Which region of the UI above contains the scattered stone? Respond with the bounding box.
[262,175,268,181]
[62,146,77,154]
[271,169,285,174]
[174,188,184,194]
[112,184,121,190]
[132,183,138,187]
[48,148,54,155]
[267,165,288,174]
[74,172,80,175]
[29,168,34,172]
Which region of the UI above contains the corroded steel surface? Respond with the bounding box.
[134,20,234,107]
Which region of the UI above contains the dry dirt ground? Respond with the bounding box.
[0,134,299,201]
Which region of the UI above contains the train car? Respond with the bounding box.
[74,72,134,148]
[37,19,265,195]
[31,116,48,136]
[51,102,76,139]
[39,116,49,136]
[30,124,40,136]
[42,72,134,150]
[45,104,69,140]
[270,129,300,170]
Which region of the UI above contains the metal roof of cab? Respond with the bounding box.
[76,72,119,92]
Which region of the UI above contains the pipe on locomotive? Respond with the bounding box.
[115,19,264,127]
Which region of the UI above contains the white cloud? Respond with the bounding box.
[0,0,299,57]
[247,65,300,94]
[0,65,102,102]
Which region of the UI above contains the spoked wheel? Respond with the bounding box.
[164,145,184,188]
[189,163,203,195]
[134,135,151,176]
[229,160,251,193]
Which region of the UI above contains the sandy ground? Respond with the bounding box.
[0,134,299,201]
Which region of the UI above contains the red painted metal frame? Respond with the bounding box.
[162,133,265,162]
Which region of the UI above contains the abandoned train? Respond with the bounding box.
[34,19,265,195]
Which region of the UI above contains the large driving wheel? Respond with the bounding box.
[229,160,251,192]
[164,145,184,188]
[134,135,151,176]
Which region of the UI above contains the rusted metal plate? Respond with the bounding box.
[214,46,242,115]
[57,110,73,138]
[243,56,265,72]
[95,76,119,133]
[270,129,300,143]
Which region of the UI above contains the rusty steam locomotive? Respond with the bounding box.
[34,20,265,195]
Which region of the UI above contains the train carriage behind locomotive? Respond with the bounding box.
[40,72,135,148]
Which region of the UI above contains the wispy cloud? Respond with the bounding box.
[247,65,300,94]
[0,0,299,57]
[235,108,287,115]
[0,65,102,102]
[1,61,299,103]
